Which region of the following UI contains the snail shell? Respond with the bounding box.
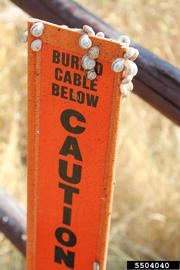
[96,32,105,38]
[31,39,42,52]
[87,70,97,80]
[83,25,95,36]
[82,55,96,70]
[118,35,130,47]
[126,81,134,91]
[88,46,100,59]
[111,58,125,73]
[30,22,44,37]
[72,28,84,34]
[130,50,139,61]
[60,25,69,29]
[124,47,139,61]
[79,34,92,49]
[124,60,138,76]
[93,262,100,270]
[122,75,133,84]
[23,31,28,43]
[120,84,130,97]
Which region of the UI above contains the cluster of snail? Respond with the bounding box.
[78,25,139,100]
[78,25,104,81]
[29,21,44,51]
[26,21,139,100]
[111,36,139,99]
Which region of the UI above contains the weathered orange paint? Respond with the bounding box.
[27,18,125,270]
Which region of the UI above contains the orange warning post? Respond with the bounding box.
[27,19,125,270]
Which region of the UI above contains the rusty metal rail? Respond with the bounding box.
[0,188,26,255]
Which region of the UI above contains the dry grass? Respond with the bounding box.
[0,0,180,269]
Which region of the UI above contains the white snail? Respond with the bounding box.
[124,60,138,76]
[124,47,139,61]
[30,22,44,37]
[60,25,69,29]
[122,75,133,84]
[111,58,125,73]
[72,28,84,34]
[87,70,97,80]
[96,32,105,38]
[31,39,42,52]
[79,34,92,49]
[83,25,95,36]
[118,35,131,47]
[126,81,134,91]
[23,31,28,43]
[88,46,100,59]
[81,55,96,70]
[120,84,130,97]
[93,262,100,270]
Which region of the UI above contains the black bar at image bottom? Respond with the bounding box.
[127,261,179,270]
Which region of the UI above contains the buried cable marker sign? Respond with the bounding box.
[27,19,128,270]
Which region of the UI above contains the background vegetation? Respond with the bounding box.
[0,0,180,269]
